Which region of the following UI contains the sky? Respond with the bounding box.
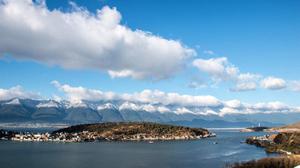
[0,0,300,111]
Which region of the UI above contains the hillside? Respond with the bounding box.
[231,155,300,168]
[52,122,212,141]
[246,132,300,154]
[269,121,300,132]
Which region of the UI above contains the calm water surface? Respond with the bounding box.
[0,130,276,168]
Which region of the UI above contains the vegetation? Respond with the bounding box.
[246,132,300,154]
[229,156,300,168]
[52,122,209,139]
[267,132,300,154]
[243,133,300,168]
[0,129,17,140]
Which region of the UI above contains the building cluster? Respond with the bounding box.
[0,129,216,143]
[251,135,272,142]
[8,132,89,142]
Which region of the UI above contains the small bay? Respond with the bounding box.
[0,130,277,168]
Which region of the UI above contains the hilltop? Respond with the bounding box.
[266,122,300,133]
[268,121,300,133]
[52,122,213,141]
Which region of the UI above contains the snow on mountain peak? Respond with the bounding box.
[97,103,116,110]
[119,102,139,111]
[5,98,21,105]
[37,100,59,108]
[66,100,88,108]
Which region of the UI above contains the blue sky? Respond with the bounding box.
[0,0,300,107]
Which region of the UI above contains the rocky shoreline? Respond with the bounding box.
[246,132,300,154]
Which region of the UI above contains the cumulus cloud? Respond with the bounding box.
[192,56,292,93]
[224,99,242,109]
[230,73,262,92]
[51,80,117,103]
[192,57,239,82]
[0,0,195,80]
[218,101,294,117]
[260,77,287,90]
[0,85,40,100]
[230,82,257,92]
[192,57,262,91]
[187,81,206,89]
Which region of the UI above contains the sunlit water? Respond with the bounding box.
[0,130,277,168]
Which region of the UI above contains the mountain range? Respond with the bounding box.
[0,98,291,128]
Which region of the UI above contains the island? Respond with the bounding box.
[0,122,215,142]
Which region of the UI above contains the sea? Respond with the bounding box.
[0,129,277,168]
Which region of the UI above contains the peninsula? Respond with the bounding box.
[232,121,300,167]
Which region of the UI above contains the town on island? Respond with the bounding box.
[0,122,216,143]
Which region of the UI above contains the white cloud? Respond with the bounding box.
[51,81,300,116]
[237,73,262,82]
[52,81,221,107]
[219,107,241,116]
[231,82,257,92]
[224,99,242,109]
[192,56,294,93]
[252,101,288,111]
[187,81,206,89]
[175,107,195,115]
[260,77,286,90]
[51,80,117,103]
[1,83,299,117]
[192,57,239,82]
[0,85,40,100]
[192,57,262,91]
[119,102,139,111]
[290,81,300,92]
[0,0,195,80]
[219,101,295,116]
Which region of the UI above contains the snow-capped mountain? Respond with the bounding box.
[36,100,60,108]
[0,98,289,127]
[4,98,22,105]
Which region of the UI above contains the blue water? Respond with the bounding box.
[0,130,276,168]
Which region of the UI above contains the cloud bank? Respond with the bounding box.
[0,0,194,80]
[1,82,299,116]
[192,57,262,91]
[51,81,300,116]
[51,80,221,107]
[0,85,40,100]
[192,57,293,92]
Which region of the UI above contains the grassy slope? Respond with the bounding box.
[52,122,209,137]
